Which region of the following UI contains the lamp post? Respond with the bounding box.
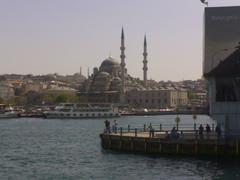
[175,107,180,130]
[211,49,228,69]
[193,113,197,130]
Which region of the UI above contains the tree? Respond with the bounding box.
[25,90,41,105]
[7,96,27,106]
[0,97,5,104]
[55,93,68,103]
[40,93,55,105]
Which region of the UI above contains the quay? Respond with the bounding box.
[121,109,208,116]
[100,124,240,157]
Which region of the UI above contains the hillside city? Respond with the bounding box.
[0,73,207,112]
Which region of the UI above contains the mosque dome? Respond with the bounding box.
[96,71,110,78]
[101,57,119,66]
[99,57,120,74]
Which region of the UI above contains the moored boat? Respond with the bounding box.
[43,103,120,119]
[0,104,19,118]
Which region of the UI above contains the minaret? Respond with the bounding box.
[120,27,126,93]
[87,67,90,78]
[143,35,148,87]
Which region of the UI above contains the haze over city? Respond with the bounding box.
[1,0,240,81]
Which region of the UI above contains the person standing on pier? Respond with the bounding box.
[148,123,154,137]
[170,127,178,139]
[112,120,118,133]
[206,124,211,139]
[199,124,204,139]
[215,124,222,139]
[104,120,111,133]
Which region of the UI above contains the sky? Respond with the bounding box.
[1,0,240,81]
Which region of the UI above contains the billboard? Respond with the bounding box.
[204,6,240,75]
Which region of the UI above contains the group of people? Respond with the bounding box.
[104,120,118,134]
[198,124,221,139]
[165,127,184,140]
[103,121,222,140]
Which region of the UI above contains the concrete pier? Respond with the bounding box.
[100,129,240,156]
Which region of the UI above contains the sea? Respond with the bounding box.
[0,115,239,180]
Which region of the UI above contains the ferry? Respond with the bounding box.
[0,104,19,118]
[43,103,121,119]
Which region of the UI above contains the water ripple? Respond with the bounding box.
[0,116,239,179]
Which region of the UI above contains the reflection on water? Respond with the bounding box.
[0,115,239,180]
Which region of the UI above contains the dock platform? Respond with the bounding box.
[100,128,240,156]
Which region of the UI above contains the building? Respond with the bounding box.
[0,82,15,100]
[79,28,190,107]
[204,6,240,137]
[79,28,148,104]
[126,88,188,109]
[79,56,124,103]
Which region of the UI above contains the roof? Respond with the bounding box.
[204,49,240,78]
[101,57,119,67]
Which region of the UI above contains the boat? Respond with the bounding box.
[43,103,121,119]
[0,104,19,118]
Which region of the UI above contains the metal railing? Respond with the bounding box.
[105,123,218,140]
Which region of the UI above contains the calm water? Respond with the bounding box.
[0,115,239,180]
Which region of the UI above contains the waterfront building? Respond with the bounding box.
[188,91,208,108]
[204,6,240,137]
[126,88,188,109]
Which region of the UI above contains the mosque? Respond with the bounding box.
[79,28,149,104]
[79,28,188,108]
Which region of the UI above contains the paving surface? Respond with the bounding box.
[110,131,218,140]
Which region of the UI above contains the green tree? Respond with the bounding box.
[0,97,5,104]
[55,93,68,103]
[25,91,41,105]
[8,96,27,106]
[41,93,55,105]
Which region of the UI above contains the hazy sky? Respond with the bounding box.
[1,0,240,81]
